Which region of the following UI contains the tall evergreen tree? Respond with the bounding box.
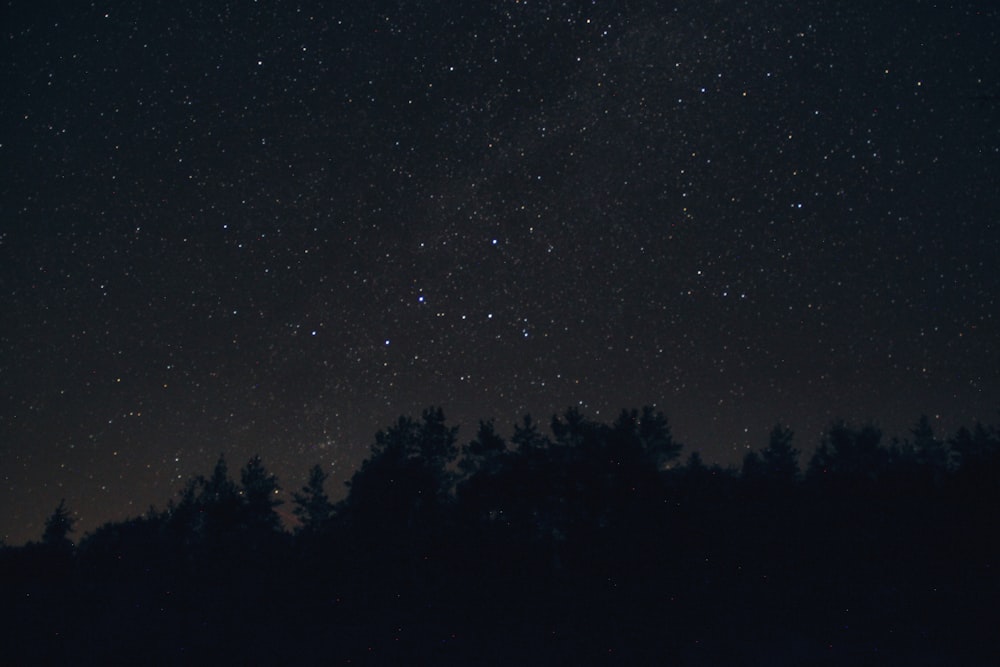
[292,463,334,534]
[510,414,549,454]
[198,453,242,537]
[41,499,76,550]
[344,408,458,530]
[741,450,764,479]
[909,415,952,474]
[240,455,283,533]
[808,421,887,482]
[620,405,683,470]
[759,424,800,482]
[949,422,999,471]
[458,419,507,476]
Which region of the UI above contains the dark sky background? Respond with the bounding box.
[2,1,997,545]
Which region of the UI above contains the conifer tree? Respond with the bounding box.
[41,499,76,550]
[293,463,334,534]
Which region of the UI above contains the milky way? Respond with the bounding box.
[2,1,997,544]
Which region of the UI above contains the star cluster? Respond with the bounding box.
[2,1,997,543]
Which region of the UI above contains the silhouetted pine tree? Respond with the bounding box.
[949,422,1000,472]
[612,406,682,470]
[807,421,888,484]
[343,407,458,531]
[41,499,76,550]
[292,463,334,534]
[510,413,550,454]
[741,449,764,479]
[240,455,283,535]
[458,419,507,477]
[759,424,800,482]
[909,415,951,472]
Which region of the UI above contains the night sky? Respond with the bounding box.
[2,1,997,545]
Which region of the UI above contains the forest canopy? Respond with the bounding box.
[3,406,998,665]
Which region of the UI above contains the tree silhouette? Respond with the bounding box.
[197,454,242,536]
[741,449,764,479]
[611,406,682,470]
[807,421,887,483]
[456,420,513,523]
[685,450,706,473]
[745,424,800,483]
[239,455,283,534]
[343,407,458,531]
[908,415,951,472]
[164,454,243,549]
[458,419,507,477]
[41,499,76,550]
[550,405,601,449]
[949,422,1000,471]
[292,463,334,534]
[6,406,1000,665]
[510,413,549,454]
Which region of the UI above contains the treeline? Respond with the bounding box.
[3,407,999,665]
